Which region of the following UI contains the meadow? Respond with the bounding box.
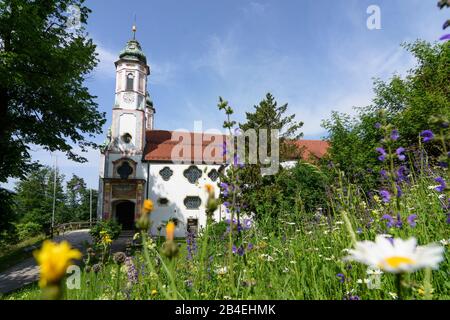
[4,148,449,300]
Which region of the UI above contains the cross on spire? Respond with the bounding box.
[132,14,137,40]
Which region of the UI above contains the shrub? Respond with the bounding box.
[89,220,122,244]
[15,222,43,241]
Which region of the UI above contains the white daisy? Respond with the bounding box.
[215,266,228,275]
[388,292,398,300]
[344,235,444,273]
[366,267,383,275]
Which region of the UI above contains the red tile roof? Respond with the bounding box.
[143,130,329,163]
[143,130,226,163]
[294,140,330,160]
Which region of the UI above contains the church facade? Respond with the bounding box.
[97,34,329,238]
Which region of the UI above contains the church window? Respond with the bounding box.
[159,167,173,181]
[183,165,202,184]
[138,73,144,92]
[126,72,135,91]
[121,132,132,144]
[208,169,219,182]
[117,161,133,179]
[158,198,169,206]
[184,196,201,210]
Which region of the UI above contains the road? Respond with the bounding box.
[0,229,92,294]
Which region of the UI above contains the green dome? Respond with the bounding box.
[146,92,154,108]
[119,39,147,64]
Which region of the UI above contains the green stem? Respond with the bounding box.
[396,273,403,300]
[114,264,120,300]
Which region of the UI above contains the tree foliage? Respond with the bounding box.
[321,40,450,190]
[0,0,105,184]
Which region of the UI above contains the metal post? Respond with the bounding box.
[89,188,93,226]
[51,155,57,238]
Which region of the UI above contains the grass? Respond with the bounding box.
[0,235,47,273]
[3,168,449,300]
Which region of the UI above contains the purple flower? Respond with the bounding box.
[420,130,434,143]
[380,190,391,203]
[125,257,138,285]
[220,182,230,197]
[396,184,403,198]
[186,231,198,260]
[232,245,245,256]
[376,147,387,161]
[396,147,406,161]
[380,169,388,179]
[435,177,446,193]
[247,243,254,250]
[395,213,403,228]
[233,153,245,168]
[440,34,450,41]
[222,141,227,156]
[219,182,229,189]
[391,129,400,141]
[439,160,449,169]
[336,273,345,283]
[382,214,395,228]
[243,218,252,230]
[407,214,417,228]
[397,166,408,182]
[375,122,382,129]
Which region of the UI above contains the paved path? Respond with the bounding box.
[0,229,92,294]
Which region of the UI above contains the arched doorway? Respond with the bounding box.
[115,201,135,230]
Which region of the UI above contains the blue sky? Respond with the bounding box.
[2,0,447,191]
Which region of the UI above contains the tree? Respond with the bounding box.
[0,0,106,185]
[66,174,97,221]
[0,187,16,241]
[14,165,66,232]
[222,93,305,219]
[321,40,450,191]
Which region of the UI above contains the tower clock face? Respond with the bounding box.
[123,93,135,105]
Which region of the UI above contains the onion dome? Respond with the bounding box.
[119,39,147,64]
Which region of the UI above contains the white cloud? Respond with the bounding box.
[0,145,101,191]
[242,1,269,16]
[149,61,177,85]
[93,43,117,79]
[189,25,418,139]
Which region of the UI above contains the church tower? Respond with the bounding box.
[98,26,153,225]
[111,27,150,154]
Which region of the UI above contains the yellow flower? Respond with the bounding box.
[166,221,175,241]
[143,199,154,214]
[151,289,158,296]
[34,240,82,288]
[101,233,112,245]
[204,183,214,194]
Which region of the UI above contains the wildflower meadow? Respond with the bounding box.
[0,0,449,305]
[5,102,450,301]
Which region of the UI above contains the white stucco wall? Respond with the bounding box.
[147,163,224,238]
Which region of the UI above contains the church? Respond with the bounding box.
[97,30,329,238]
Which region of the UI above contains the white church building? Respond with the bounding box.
[97,32,329,238]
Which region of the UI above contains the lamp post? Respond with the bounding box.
[51,154,57,238]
